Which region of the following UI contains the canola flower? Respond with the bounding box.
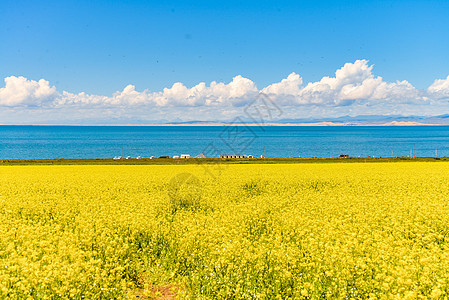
[0,162,449,299]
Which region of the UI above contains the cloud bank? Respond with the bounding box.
[0,76,58,106]
[1,60,449,123]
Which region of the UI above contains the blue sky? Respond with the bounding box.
[1,0,449,124]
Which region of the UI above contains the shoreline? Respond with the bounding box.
[1,157,447,166]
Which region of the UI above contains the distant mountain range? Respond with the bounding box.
[162,114,449,126]
[21,114,449,126]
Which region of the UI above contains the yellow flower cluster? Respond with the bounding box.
[1,162,448,299]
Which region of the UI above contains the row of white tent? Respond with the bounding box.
[113,156,142,160]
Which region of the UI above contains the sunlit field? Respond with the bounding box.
[1,162,449,299]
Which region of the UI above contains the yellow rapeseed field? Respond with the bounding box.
[1,162,449,299]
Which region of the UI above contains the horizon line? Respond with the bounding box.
[0,121,443,126]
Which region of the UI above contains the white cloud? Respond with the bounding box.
[0,76,58,106]
[428,75,449,99]
[158,75,258,107]
[257,60,425,107]
[1,60,448,123]
[296,60,423,105]
[261,72,303,105]
[52,75,258,108]
[262,72,303,95]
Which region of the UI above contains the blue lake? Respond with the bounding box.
[0,125,448,159]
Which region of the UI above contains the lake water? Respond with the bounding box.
[0,125,448,159]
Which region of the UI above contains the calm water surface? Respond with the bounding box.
[0,125,448,159]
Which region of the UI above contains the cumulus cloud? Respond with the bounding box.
[0,76,58,106]
[283,60,422,105]
[158,75,258,106]
[1,60,448,123]
[255,60,427,108]
[261,73,303,105]
[52,75,258,108]
[262,72,303,95]
[428,75,449,99]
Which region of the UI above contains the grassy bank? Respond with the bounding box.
[0,156,448,165]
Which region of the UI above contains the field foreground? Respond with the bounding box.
[1,163,449,299]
